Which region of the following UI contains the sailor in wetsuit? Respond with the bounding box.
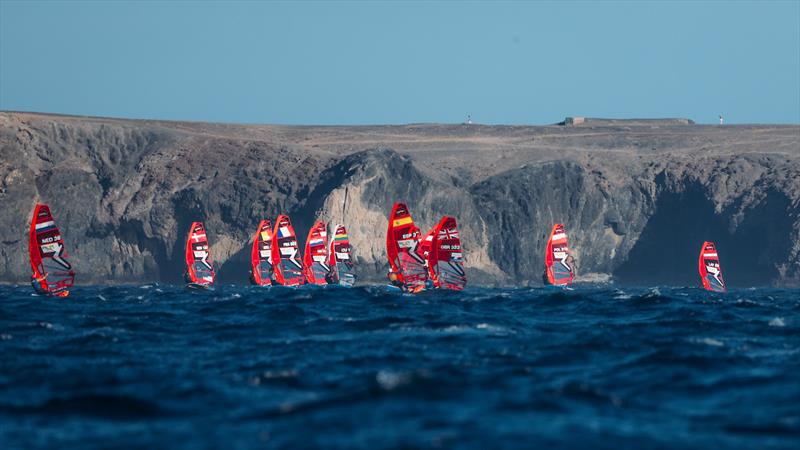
[324,269,337,285]
[31,274,49,295]
[31,274,69,297]
[388,270,403,289]
[388,270,425,293]
[543,254,577,285]
[565,254,576,272]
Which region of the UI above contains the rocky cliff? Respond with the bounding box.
[1,112,798,286]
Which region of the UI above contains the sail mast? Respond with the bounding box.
[342,186,349,224]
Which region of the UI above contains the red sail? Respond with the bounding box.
[545,223,574,286]
[328,224,356,287]
[185,221,215,286]
[303,220,329,285]
[418,226,436,280]
[28,203,75,297]
[250,219,274,286]
[271,214,304,286]
[386,202,427,291]
[429,216,467,290]
[699,241,726,292]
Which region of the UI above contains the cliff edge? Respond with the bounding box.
[1,112,798,286]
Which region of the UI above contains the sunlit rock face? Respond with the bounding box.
[2,112,798,286]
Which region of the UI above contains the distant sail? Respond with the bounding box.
[185,221,215,286]
[545,223,574,286]
[250,219,274,286]
[699,241,726,292]
[271,214,304,286]
[386,202,428,291]
[28,203,75,297]
[327,224,356,287]
[429,216,467,290]
[303,220,329,285]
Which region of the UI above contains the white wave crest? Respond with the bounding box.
[769,317,786,327]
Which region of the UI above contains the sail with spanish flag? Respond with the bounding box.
[386,202,427,292]
[250,219,274,286]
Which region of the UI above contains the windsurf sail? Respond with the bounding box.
[28,203,75,297]
[429,216,467,290]
[250,219,274,286]
[185,221,215,286]
[303,220,329,285]
[271,214,304,286]
[386,202,428,291]
[418,227,436,276]
[327,224,356,287]
[545,223,574,286]
[699,241,726,292]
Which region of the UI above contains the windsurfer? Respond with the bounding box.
[428,273,438,289]
[388,270,425,293]
[564,254,575,272]
[388,270,403,288]
[30,274,48,295]
[31,274,68,297]
[325,269,336,285]
[544,254,575,285]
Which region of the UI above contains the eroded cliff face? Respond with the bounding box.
[1,112,798,286]
[472,154,800,286]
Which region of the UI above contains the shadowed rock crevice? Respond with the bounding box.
[719,189,794,286]
[614,182,727,286]
[614,181,794,287]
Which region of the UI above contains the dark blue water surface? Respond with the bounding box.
[1,285,798,449]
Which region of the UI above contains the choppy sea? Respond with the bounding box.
[1,285,798,449]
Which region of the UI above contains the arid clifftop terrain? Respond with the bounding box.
[1,111,798,286]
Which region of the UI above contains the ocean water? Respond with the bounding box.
[0,284,798,449]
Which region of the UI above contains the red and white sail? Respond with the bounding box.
[271,214,304,286]
[429,216,467,290]
[328,224,356,287]
[185,221,215,286]
[545,223,574,286]
[250,219,273,286]
[418,226,436,278]
[699,241,726,292]
[386,202,427,291]
[303,220,329,285]
[28,203,74,297]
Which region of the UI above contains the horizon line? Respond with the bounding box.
[3,109,800,127]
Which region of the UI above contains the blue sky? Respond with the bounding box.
[1,1,798,124]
